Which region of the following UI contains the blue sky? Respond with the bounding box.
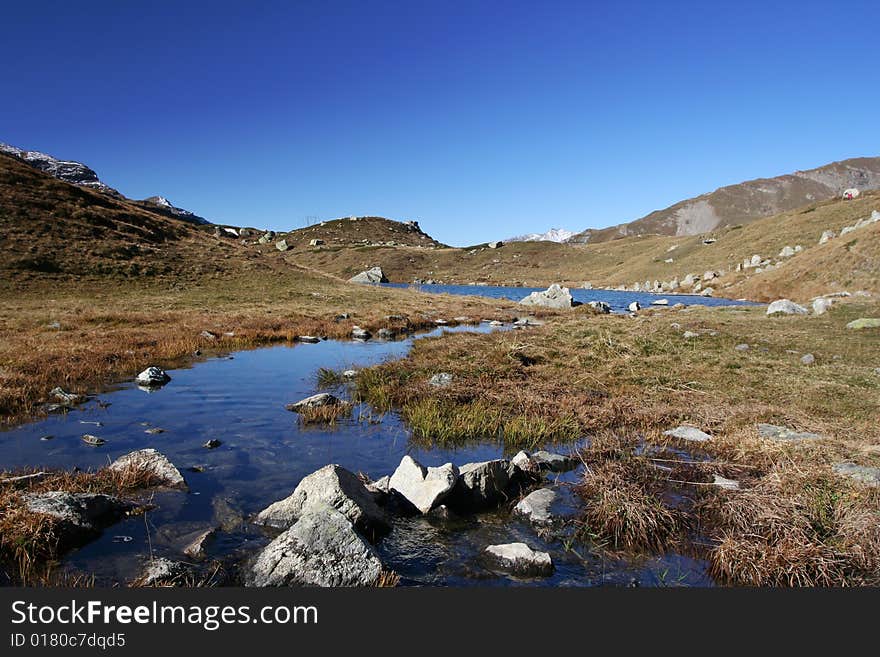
[2,1,879,245]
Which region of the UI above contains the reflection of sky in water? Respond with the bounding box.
[1,322,714,587]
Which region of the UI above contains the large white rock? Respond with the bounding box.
[812,298,834,315]
[108,448,186,489]
[448,459,515,510]
[285,392,342,412]
[518,284,576,309]
[766,299,808,315]
[514,488,558,526]
[135,367,170,387]
[349,267,388,284]
[484,543,553,576]
[778,245,796,258]
[246,503,383,587]
[254,464,387,533]
[819,230,835,245]
[388,456,458,514]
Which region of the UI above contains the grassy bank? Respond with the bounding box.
[355,299,880,584]
[0,274,522,424]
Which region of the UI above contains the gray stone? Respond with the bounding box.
[24,492,132,549]
[683,330,700,339]
[108,448,186,489]
[530,450,578,473]
[812,298,833,315]
[766,299,808,316]
[513,488,558,526]
[136,558,189,587]
[309,239,324,246]
[832,462,880,487]
[50,387,84,406]
[801,353,815,366]
[297,335,321,343]
[734,343,750,352]
[628,301,641,312]
[349,267,388,284]
[388,456,458,514]
[484,543,553,577]
[846,318,880,330]
[183,528,218,560]
[285,393,342,412]
[712,474,740,491]
[351,326,371,340]
[819,230,835,245]
[518,284,576,309]
[757,424,822,442]
[663,425,712,442]
[135,367,170,387]
[246,503,383,587]
[587,301,612,314]
[651,299,669,306]
[429,372,454,387]
[448,460,512,510]
[254,464,387,533]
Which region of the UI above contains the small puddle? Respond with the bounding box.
[1,322,714,586]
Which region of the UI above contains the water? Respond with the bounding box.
[384,282,757,313]
[2,319,713,587]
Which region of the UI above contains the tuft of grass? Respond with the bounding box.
[297,402,352,425]
[316,367,343,387]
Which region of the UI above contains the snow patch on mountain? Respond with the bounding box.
[506,228,575,243]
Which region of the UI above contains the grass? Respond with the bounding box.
[297,402,352,425]
[0,462,167,585]
[354,297,880,585]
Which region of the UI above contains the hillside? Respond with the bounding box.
[280,216,445,248]
[569,156,880,243]
[285,190,880,301]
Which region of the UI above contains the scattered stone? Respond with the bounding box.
[297,336,321,343]
[199,330,217,340]
[24,492,132,550]
[832,463,880,487]
[429,372,454,387]
[778,246,796,258]
[488,241,503,249]
[81,434,105,447]
[349,267,388,284]
[135,558,189,587]
[484,543,553,577]
[628,301,641,312]
[108,448,186,489]
[518,284,577,309]
[489,320,504,326]
[712,474,740,491]
[800,353,815,366]
[819,230,835,245]
[530,450,578,472]
[246,503,383,587]
[766,299,808,315]
[846,318,880,330]
[351,326,371,340]
[275,240,289,251]
[812,298,834,315]
[683,330,700,339]
[377,328,395,339]
[144,427,165,435]
[651,299,669,306]
[309,239,324,246]
[286,392,342,412]
[202,439,222,449]
[50,387,84,406]
[514,488,558,526]
[183,528,218,559]
[757,424,822,442]
[587,301,612,314]
[388,456,459,514]
[342,369,358,379]
[448,460,513,510]
[734,343,750,352]
[663,426,712,442]
[254,464,387,533]
[135,367,171,387]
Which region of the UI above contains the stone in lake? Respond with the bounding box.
[846,318,880,330]
[254,464,387,533]
[202,439,222,449]
[135,366,171,388]
[246,503,383,587]
[297,335,321,343]
[832,462,880,487]
[24,492,132,551]
[108,448,186,489]
[518,284,577,309]
[757,423,822,442]
[388,455,458,514]
[50,386,85,406]
[663,425,712,442]
[135,557,190,587]
[587,301,612,314]
[766,299,808,316]
[351,326,371,340]
[447,459,513,511]
[484,543,553,577]
[183,527,218,560]
[530,450,578,473]
[628,301,641,312]
[286,392,342,412]
[651,299,669,306]
[348,266,388,284]
[514,488,558,526]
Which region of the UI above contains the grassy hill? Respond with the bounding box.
[569,156,880,243]
[285,190,880,300]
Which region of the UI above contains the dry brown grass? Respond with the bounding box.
[0,462,172,585]
[296,402,352,425]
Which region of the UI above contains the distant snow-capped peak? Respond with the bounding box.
[506,227,575,243]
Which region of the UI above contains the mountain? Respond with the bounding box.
[284,216,446,248]
[506,228,575,243]
[0,142,209,225]
[568,156,880,243]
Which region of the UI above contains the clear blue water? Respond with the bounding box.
[2,319,713,587]
[384,282,758,313]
